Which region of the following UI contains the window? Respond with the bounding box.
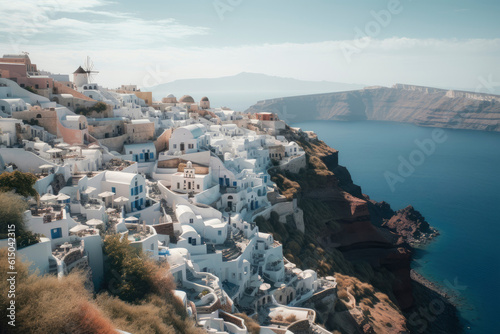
[197,184,200,190]
[139,185,143,193]
[173,144,177,149]
[177,182,180,188]
[140,198,144,206]
[131,188,134,196]
[0,106,4,111]
[188,144,194,149]
[111,187,116,194]
[149,152,154,159]
[189,218,193,224]
[218,230,222,236]
[139,153,144,160]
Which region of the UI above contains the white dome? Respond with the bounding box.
[167,94,175,98]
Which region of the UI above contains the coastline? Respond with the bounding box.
[406,269,465,334]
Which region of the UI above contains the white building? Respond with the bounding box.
[169,124,208,154]
[171,161,211,194]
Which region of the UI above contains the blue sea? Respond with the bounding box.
[292,120,500,334]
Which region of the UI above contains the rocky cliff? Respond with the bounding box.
[259,126,461,333]
[247,84,500,132]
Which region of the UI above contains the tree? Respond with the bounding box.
[0,171,38,198]
[0,192,40,248]
[103,235,156,302]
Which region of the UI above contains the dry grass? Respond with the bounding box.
[285,314,297,323]
[0,243,202,334]
[234,313,260,334]
[0,249,117,334]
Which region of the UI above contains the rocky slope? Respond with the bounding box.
[247,84,500,132]
[262,126,461,333]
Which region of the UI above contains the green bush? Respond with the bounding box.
[75,102,108,116]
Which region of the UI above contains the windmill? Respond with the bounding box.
[83,56,99,83]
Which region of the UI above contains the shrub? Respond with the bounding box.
[0,249,116,334]
[285,314,297,323]
[75,102,108,116]
[0,192,40,249]
[234,313,260,334]
[0,171,38,198]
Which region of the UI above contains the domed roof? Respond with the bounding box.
[179,95,195,103]
[201,96,209,102]
[166,94,176,98]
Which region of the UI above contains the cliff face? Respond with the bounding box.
[247,84,500,131]
[270,129,415,309]
[259,127,463,332]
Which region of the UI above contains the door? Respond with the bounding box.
[180,143,185,151]
[51,228,62,239]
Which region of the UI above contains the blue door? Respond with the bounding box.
[219,178,224,186]
[225,178,230,187]
[51,228,62,239]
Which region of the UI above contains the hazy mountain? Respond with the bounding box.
[146,72,364,111]
[247,84,500,132]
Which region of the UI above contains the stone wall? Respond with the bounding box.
[287,319,312,334]
[98,133,129,152]
[12,108,58,135]
[154,128,172,154]
[125,122,154,143]
[278,153,306,174]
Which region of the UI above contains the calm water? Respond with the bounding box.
[292,120,500,334]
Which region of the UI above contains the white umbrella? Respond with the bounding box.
[70,224,89,233]
[88,144,100,149]
[86,218,104,226]
[40,193,57,201]
[114,196,129,204]
[82,187,96,195]
[106,207,117,213]
[124,216,139,222]
[39,164,54,170]
[55,143,69,148]
[98,191,115,197]
[69,146,81,151]
[60,242,72,249]
[56,193,70,201]
[47,148,62,154]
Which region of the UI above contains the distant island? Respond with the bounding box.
[247,84,500,132]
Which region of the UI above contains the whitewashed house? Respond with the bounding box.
[169,124,208,154]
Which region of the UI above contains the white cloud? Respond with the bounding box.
[0,0,209,49]
[0,0,498,93]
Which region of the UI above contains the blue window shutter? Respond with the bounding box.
[150,152,154,159]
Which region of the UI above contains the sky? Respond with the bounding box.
[0,0,499,92]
